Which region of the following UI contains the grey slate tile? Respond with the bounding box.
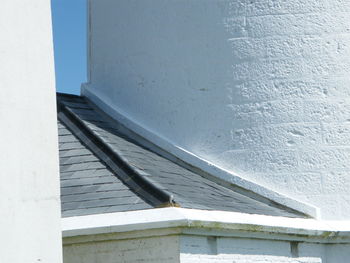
[60,176,118,187]
[60,169,112,180]
[59,135,78,143]
[62,207,109,217]
[60,155,97,165]
[73,196,143,209]
[60,185,102,195]
[59,143,86,151]
[59,148,91,158]
[60,161,106,172]
[61,190,139,203]
[104,203,152,213]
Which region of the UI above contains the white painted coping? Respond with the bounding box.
[62,207,350,241]
[81,85,319,219]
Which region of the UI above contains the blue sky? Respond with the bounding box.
[51,0,86,95]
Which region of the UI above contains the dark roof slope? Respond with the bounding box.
[58,119,151,217]
[57,93,307,218]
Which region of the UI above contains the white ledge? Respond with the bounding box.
[62,207,350,241]
[81,85,319,219]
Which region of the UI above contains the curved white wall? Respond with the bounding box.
[85,0,350,219]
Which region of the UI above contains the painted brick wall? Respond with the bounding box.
[180,235,350,263]
[181,254,321,263]
[63,235,180,263]
[86,0,350,219]
[63,233,350,263]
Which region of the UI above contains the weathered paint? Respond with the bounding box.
[63,235,180,263]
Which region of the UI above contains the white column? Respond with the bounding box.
[84,0,350,219]
[0,0,62,262]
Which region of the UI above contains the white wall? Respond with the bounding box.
[63,233,350,263]
[0,1,62,262]
[180,235,325,263]
[63,235,180,263]
[85,0,350,219]
[180,235,350,263]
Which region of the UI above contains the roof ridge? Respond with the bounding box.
[57,96,179,209]
[56,92,82,98]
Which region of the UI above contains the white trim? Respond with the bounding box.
[62,207,350,242]
[80,86,319,218]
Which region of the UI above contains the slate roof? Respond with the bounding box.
[57,93,307,218]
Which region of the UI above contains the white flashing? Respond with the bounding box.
[80,85,319,219]
[62,207,350,241]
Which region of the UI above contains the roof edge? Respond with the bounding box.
[62,207,350,243]
[81,85,320,219]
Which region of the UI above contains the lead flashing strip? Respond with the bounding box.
[57,97,177,208]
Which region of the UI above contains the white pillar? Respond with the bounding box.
[0,1,62,262]
[84,0,350,219]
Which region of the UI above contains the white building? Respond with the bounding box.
[4,0,350,262]
[0,1,62,262]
